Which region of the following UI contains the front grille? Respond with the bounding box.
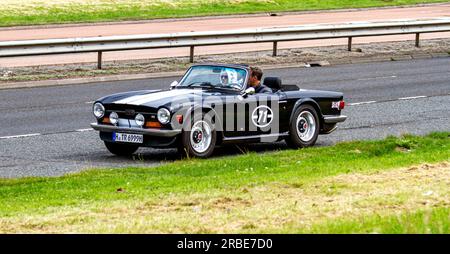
[105,110,156,120]
[124,109,135,116]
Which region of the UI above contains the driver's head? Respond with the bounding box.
[220,71,229,85]
[249,66,263,87]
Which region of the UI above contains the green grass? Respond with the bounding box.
[0,132,449,233]
[0,0,448,27]
[304,207,450,233]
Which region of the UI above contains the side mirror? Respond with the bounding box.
[170,80,179,89]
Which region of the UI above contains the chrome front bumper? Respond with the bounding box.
[323,115,347,124]
[90,123,181,137]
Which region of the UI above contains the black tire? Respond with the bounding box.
[178,112,216,158]
[104,141,139,156]
[285,104,320,148]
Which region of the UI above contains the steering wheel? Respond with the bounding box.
[229,83,241,90]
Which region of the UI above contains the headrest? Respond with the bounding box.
[263,77,282,90]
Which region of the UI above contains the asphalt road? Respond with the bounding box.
[1,57,449,178]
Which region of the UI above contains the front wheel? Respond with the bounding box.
[178,113,216,158]
[104,141,139,156]
[285,104,319,148]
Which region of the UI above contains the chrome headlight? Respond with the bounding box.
[135,113,145,127]
[93,102,105,119]
[157,108,171,124]
[109,111,119,125]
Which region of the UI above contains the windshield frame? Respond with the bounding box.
[177,64,249,92]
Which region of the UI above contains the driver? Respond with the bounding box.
[220,68,240,88]
[220,71,229,86]
[248,66,272,93]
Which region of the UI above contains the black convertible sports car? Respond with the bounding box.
[91,63,347,157]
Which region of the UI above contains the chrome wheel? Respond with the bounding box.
[190,120,212,153]
[296,111,316,142]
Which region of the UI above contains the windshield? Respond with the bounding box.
[178,65,247,90]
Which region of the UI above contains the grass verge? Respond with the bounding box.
[304,207,449,233]
[0,132,449,233]
[0,0,449,27]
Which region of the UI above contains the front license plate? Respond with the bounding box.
[112,132,143,144]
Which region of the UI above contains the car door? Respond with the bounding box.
[248,90,287,139]
[220,91,268,138]
[221,90,288,140]
[220,92,247,138]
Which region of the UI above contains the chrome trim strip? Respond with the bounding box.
[222,132,289,142]
[107,110,156,115]
[323,115,347,123]
[90,123,181,137]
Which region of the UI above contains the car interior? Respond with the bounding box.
[263,77,301,92]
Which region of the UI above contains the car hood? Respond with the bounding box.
[98,88,224,109]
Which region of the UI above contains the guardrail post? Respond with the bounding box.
[415,33,420,47]
[97,51,103,69]
[272,41,278,57]
[190,46,195,63]
[348,37,352,51]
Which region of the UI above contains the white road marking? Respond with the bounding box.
[0,93,440,140]
[398,95,427,100]
[0,133,41,140]
[75,128,93,132]
[349,95,430,106]
[348,101,376,106]
[0,128,94,140]
[85,101,94,104]
[357,75,397,81]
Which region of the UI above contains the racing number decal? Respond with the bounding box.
[251,105,273,128]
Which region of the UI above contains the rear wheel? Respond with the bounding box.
[104,141,139,156]
[285,105,319,148]
[178,112,216,158]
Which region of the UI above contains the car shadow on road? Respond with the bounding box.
[86,138,336,166]
[129,141,291,163]
[83,139,334,168]
[108,138,337,164]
